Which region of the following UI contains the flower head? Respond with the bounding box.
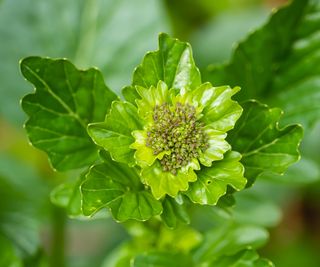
[130,81,242,199]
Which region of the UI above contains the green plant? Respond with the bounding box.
[19,27,303,265]
[0,0,317,266]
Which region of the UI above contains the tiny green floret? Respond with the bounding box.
[146,102,209,175]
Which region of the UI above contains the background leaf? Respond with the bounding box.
[204,0,320,128]
[21,57,117,171]
[227,101,303,186]
[81,153,162,221]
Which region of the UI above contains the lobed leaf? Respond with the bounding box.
[228,101,303,186]
[204,0,320,128]
[81,153,162,222]
[185,151,246,205]
[21,57,117,171]
[88,101,142,166]
[123,33,201,102]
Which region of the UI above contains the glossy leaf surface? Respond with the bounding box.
[81,153,162,221]
[186,151,246,205]
[228,101,303,185]
[21,57,117,171]
[205,0,320,128]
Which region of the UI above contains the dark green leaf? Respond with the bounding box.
[88,101,142,166]
[81,155,162,221]
[161,196,190,229]
[204,0,320,128]
[21,57,117,171]
[228,101,303,186]
[185,151,246,205]
[124,33,201,102]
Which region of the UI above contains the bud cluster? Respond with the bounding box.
[146,102,209,174]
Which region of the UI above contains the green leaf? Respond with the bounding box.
[193,223,269,263]
[228,101,303,186]
[132,252,194,267]
[185,151,246,205]
[204,0,320,128]
[124,33,201,102]
[81,153,162,221]
[21,57,117,171]
[210,249,274,267]
[0,235,23,267]
[88,101,142,166]
[161,196,190,229]
[1,0,168,125]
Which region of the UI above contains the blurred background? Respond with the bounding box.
[0,0,319,266]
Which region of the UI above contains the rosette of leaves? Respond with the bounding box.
[20,33,302,225]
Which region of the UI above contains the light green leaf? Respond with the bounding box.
[141,161,197,199]
[132,252,194,267]
[124,33,201,102]
[186,151,246,205]
[228,101,303,186]
[81,154,162,222]
[204,0,320,128]
[193,223,269,263]
[21,57,117,171]
[210,249,274,267]
[0,235,23,267]
[161,196,190,229]
[88,101,141,166]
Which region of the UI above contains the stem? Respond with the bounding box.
[50,205,66,267]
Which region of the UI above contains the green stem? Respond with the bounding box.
[50,205,66,267]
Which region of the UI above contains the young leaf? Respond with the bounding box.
[81,154,162,222]
[88,101,141,166]
[185,151,246,205]
[228,101,303,186]
[21,57,117,171]
[123,33,201,102]
[204,0,320,128]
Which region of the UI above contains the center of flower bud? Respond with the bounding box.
[146,102,209,175]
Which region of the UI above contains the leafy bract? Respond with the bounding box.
[228,101,303,186]
[132,252,194,267]
[81,152,162,222]
[123,33,201,102]
[21,57,117,171]
[88,101,141,166]
[185,151,246,205]
[204,0,320,128]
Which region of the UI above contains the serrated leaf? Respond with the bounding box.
[88,101,142,166]
[161,196,190,229]
[81,155,162,222]
[211,249,274,267]
[185,151,246,205]
[227,101,303,186]
[123,33,201,102]
[132,252,194,267]
[204,0,320,128]
[21,57,117,171]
